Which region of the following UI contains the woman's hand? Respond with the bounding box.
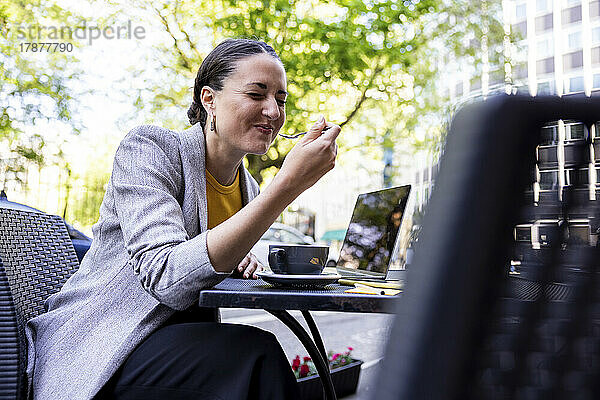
[277,116,341,197]
[235,252,264,279]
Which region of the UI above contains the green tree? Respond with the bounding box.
[0,0,83,192]
[117,0,438,184]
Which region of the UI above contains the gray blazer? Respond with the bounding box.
[25,123,260,399]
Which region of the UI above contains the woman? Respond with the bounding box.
[26,39,340,399]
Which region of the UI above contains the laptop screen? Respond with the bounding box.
[336,185,411,277]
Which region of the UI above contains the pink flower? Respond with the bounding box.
[331,353,340,361]
[347,347,353,351]
[303,356,311,363]
[300,364,310,377]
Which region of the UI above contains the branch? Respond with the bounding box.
[172,0,202,62]
[338,58,384,129]
[153,6,193,70]
[154,93,180,105]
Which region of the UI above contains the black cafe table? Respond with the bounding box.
[198,277,399,400]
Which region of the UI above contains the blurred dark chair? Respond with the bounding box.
[0,206,79,399]
[375,95,600,400]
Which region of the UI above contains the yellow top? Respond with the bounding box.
[206,169,243,229]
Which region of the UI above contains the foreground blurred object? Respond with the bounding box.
[374,95,600,400]
[0,205,80,399]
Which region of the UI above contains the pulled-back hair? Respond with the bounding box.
[187,39,282,126]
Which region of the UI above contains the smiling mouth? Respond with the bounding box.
[255,124,274,134]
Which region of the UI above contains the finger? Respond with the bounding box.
[331,142,338,156]
[321,122,341,141]
[252,263,264,279]
[303,115,327,140]
[243,253,259,278]
[243,259,259,279]
[237,254,250,273]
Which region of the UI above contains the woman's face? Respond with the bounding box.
[210,53,287,156]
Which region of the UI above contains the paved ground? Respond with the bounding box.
[221,308,395,399]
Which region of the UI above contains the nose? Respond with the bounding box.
[262,97,280,120]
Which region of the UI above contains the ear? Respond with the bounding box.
[200,86,216,114]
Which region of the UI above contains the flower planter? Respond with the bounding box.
[296,359,363,400]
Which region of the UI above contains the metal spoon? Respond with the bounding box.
[278,126,331,139]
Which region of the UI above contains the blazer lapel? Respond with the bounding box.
[239,164,258,206]
[179,123,260,236]
[178,123,207,236]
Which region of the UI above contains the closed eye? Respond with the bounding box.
[249,92,286,106]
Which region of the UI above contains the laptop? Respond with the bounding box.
[334,185,411,282]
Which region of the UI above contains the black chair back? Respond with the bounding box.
[375,95,600,400]
[0,207,79,399]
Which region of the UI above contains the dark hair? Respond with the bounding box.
[187,38,282,126]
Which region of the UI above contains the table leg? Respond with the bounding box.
[302,311,329,400]
[302,311,327,362]
[267,310,337,400]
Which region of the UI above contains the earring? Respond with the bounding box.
[210,114,215,131]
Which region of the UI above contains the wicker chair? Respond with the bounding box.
[375,95,600,400]
[0,206,79,399]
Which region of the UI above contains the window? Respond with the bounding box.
[539,170,559,190]
[540,124,559,144]
[537,57,555,74]
[573,77,585,92]
[537,38,554,57]
[565,168,588,185]
[489,70,505,86]
[515,225,532,242]
[516,3,527,20]
[593,27,600,44]
[595,124,600,139]
[455,82,463,97]
[592,1,600,19]
[536,14,554,33]
[568,224,590,245]
[513,21,528,37]
[514,43,529,62]
[470,76,482,91]
[567,31,582,49]
[537,80,556,95]
[514,82,531,94]
[592,46,600,65]
[514,63,528,79]
[563,50,583,70]
[593,74,600,88]
[562,5,582,26]
[537,0,552,12]
[565,123,585,140]
[565,76,584,92]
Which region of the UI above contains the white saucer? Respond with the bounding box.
[256,271,341,288]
